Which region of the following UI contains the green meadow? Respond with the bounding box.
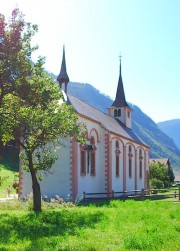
[0,164,18,198]
[0,200,179,251]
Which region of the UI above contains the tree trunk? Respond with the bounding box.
[28,152,42,212]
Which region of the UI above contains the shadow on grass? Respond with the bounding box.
[145,194,177,201]
[79,193,179,206]
[122,194,177,202]
[0,209,104,244]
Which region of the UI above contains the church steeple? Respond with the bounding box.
[57,46,69,93]
[111,57,129,108]
[108,57,132,129]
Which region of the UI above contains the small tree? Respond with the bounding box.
[1,88,85,211]
[150,178,163,189]
[0,9,86,211]
[0,8,38,105]
[149,162,174,188]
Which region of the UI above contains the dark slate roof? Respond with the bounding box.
[67,93,147,146]
[111,60,130,108]
[115,119,143,144]
[57,46,69,84]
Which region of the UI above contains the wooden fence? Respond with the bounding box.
[81,187,180,204]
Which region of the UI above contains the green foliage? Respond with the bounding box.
[150,162,174,188]
[0,8,38,105]
[0,200,179,250]
[0,9,86,211]
[0,164,18,197]
[0,167,9,186]
[168,164,175,183]
[150,178,163,189]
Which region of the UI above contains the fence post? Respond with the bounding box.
[179,187,180,201]
[83,191,86,203]
[141,188,144,200]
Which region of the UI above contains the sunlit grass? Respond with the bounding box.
[0,164,18,198]
[0,200,179,250]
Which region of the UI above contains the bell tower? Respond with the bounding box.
[108,57,132,129]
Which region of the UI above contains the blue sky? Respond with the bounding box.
[1,0,180,123]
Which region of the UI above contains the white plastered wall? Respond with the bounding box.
[125,142,135,191]
[111,137,124,192]
[77,118,106,196]
[136,147,145,190]
[20,138,71,199]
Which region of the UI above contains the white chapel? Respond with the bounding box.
[19,48,150,200]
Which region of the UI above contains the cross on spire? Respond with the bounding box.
[111,55,129,108]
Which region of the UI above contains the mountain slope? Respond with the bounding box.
[67,82,180,169]
[157,119,180,150]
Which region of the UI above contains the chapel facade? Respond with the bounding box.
[19,48,150,200]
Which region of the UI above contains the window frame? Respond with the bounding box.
[115,140,120,177]
[139,149,143,179]
[90,136,96,176]
[80,146,86,176]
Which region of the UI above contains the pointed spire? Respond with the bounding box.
[111,57,129,107]
[57,45,69,86]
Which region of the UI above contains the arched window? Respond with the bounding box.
[115,140,120,177]
[139,161,142,178]
[116,155,119,177]
[90,136,96,176]
[139,149,143,178]
[116,140,119,149]
[128,145,133,178]
[114,109,117,117]
[80,145,86,176]
[129,158,132,178]
[118,109,121,117]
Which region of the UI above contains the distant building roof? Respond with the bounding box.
[174,175,180,182]
[173,169,180,182]
[149,158,170,167]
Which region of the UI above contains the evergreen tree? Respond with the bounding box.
[167,164,175,183]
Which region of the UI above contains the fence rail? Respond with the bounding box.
[81,187,180,204]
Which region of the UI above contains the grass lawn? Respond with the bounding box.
[0,164,18,198]
[0,199,179,250]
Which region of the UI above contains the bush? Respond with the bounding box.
[151,178,163,189]
[149,162,173,188]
